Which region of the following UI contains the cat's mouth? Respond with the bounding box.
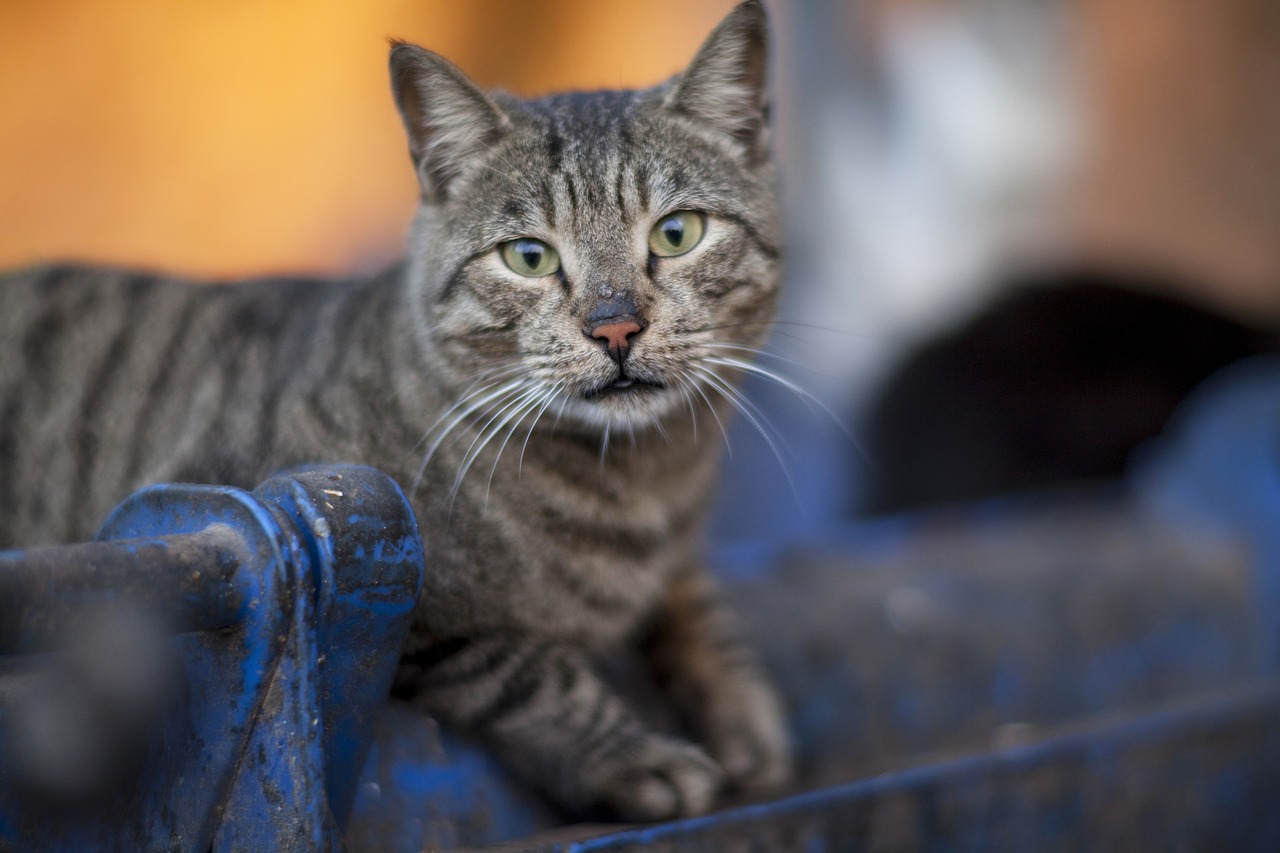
[583,377,665,400]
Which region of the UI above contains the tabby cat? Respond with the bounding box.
[0,1,790,821]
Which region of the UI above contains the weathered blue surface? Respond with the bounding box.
[0,465,423,852]
[256,468,425,827]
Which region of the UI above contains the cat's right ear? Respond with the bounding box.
[389,42,510,201]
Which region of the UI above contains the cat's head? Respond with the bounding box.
[391,1,778,433]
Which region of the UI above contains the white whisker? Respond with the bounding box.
[409,365,523,454]
[551,389,573,435]
[693,365,799,503]
[452,382,545,500]
[704,355,863,452]
[482,382,556,505]
[651,405,673,447]
[681,370,732,457]
[675,377,698,444]
[410,377,526,495]
[518,382,565,475]
[702,342,812,373]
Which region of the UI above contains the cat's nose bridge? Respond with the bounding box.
[584,283,647,366]
[585,284,639,328]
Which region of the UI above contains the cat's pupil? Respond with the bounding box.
[662,220,684,247]
[522,247,542,268]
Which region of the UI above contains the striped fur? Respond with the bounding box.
[0,1,789,819]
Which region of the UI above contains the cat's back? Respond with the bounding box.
[1,264,206,544]
[0,263,352,547]
[4,263,178,375]
[0,261,335,360]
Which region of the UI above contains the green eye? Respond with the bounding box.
[500,238,561,277]
[648,211,705,258]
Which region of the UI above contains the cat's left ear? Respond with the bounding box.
[389,41,511,201]
[666,0,771,159]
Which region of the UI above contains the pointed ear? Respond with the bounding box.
[666,0,771,156]
[389,42,510,201]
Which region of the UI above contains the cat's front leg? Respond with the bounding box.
[395,633,723,820]
[643,569,793,794]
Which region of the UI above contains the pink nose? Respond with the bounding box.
[591,320,642,364]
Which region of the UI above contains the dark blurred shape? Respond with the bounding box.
[5,606,177,803]
[857,270,1280,515]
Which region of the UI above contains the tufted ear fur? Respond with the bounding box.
[389,42,510,201]
[666,0,771,157]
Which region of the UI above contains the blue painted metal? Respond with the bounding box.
[254,468,425,827]
[0,465,423,852]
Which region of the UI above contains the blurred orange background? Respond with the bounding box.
[0,0,738,278]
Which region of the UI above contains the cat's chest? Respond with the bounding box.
[415,434,716,644]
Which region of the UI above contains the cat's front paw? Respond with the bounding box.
[590,735,723,821]
[698,672,793,794]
